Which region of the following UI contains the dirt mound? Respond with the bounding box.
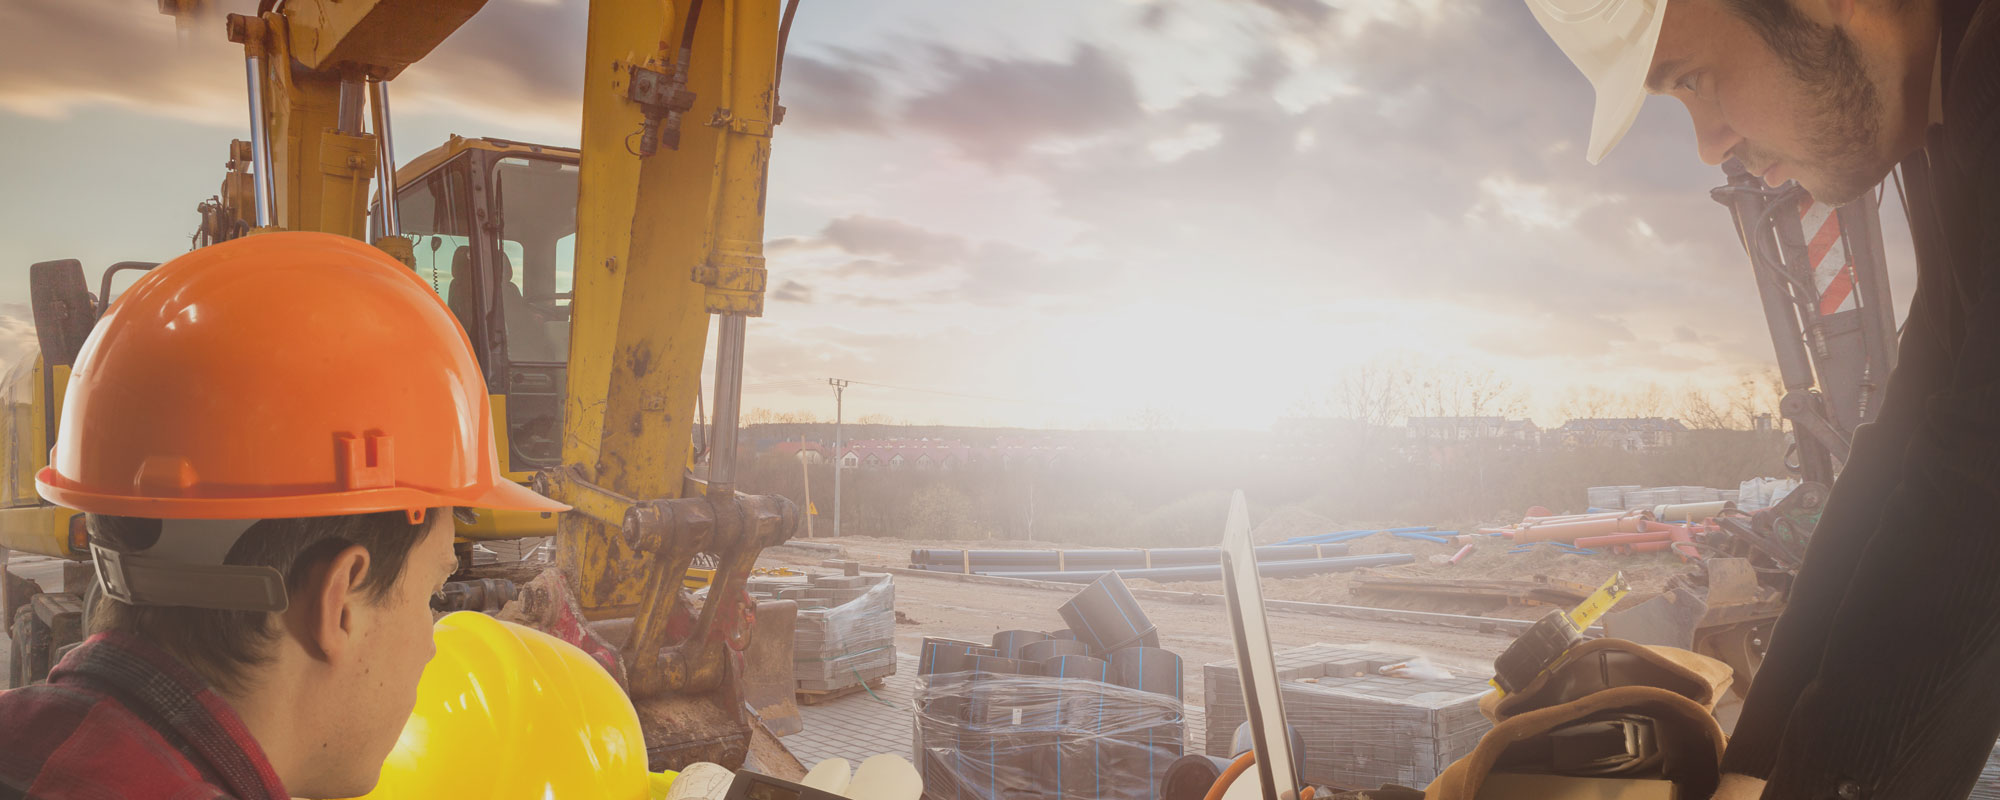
[1138,532,1694,619]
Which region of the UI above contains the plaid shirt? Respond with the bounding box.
[0,632,289,800]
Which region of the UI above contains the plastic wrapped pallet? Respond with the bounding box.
[794,578,898,691]
[1203,644,1493,791]
[1585,486,1633,510]
[914,671,1185,800]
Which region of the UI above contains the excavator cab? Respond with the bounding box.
[373,136,577,478]
[371,137,809,752]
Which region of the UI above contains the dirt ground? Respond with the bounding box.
[760,543,1526,706]
[795,505,1697,622]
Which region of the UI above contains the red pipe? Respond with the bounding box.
[1521,510,1632,525]
[1668,527,1698,563]
[1449,544,1474,564]
[1571,531,1673,548]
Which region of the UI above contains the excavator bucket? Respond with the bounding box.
[740,599,803,737]
[1602,584,1706,650]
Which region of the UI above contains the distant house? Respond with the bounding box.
[1404,416,1542,448]
[772,441,828,465]
[828,437,1068,471]
[1554,417,1689,450]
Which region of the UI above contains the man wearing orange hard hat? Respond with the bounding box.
[0,232,569,800]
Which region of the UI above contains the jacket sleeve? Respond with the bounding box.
[1716,283,1949,783]
[1728,39,2000,796]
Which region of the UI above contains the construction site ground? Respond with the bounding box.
[760,539,1565,706]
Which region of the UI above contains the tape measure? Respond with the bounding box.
[1489,572,1631,697]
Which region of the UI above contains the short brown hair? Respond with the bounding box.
[87,510,436,693]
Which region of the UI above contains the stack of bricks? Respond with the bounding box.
[1203,644,1492,791]
[791,574,897,692]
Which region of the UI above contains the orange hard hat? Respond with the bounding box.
[37,232,568,520]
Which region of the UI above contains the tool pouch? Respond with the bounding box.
[1419,638,1734,800]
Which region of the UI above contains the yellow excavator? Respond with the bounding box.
[2,0,807,773]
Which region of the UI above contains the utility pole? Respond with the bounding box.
[798,435,814,538]
[829,378,849,537]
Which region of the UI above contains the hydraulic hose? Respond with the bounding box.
[1202,752,1314,800]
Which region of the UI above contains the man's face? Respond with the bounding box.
[321,513,455,797]
[1646,0,1894,204]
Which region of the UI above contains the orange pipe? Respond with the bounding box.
[1205,752,1256,800]
[1521,510,1631,525]
[1572,531,1672,548]
[1512,513,1653,544]
[1668,527,1698,563]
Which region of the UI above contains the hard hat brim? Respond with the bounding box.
[37,466,570,520]
[1583,6,1667,165]
[1524,0,1671,164]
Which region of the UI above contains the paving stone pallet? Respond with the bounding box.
[1204,643,1493,791]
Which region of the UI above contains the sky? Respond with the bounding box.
[0,0,1919,430]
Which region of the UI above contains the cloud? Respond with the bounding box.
[0,0,586,134]
[780,54,888,132]
[772,280,815,304]
[903,45,1143,163]
[772,214,1116,308]
[1242,0,1335,28]
[0,0,247,124]
[821,215,969,266]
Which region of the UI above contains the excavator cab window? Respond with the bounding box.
[490,156,577,469]
[372,145,577,472]
[388,160,490,376]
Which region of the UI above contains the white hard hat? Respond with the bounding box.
[1524,0,1669,164]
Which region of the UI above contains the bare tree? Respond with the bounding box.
[1677,386,1735,430]
[1618,382,1670,418]
[1559,386,1615,421]
[1332,362,1412,428]
[1730,369,1784,429]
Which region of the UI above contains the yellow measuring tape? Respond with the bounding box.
[1569,571,1632,631]
[1487,572,1631,697]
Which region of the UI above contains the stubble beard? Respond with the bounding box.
[1787,27,1887,205]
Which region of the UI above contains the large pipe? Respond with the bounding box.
[1276,526,1434,545]
[367,79,401,236]
[978,553,1415,584]
[1510,512,1653,544]
[1571,531,1672,549]
[337,78,364,134]
[708,314,747,490]
[243,54,277,228]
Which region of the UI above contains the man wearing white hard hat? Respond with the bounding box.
[1528,0,1999,798]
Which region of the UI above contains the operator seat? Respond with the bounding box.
[446,247,561,361]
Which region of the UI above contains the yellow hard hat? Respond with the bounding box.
[355,612,650,800]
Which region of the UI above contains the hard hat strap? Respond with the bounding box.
[88,518,289,612]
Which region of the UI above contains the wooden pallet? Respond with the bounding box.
[1352,575,1597,607]
[796,677,886,706]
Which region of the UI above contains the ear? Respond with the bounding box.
[292,544,372,664]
